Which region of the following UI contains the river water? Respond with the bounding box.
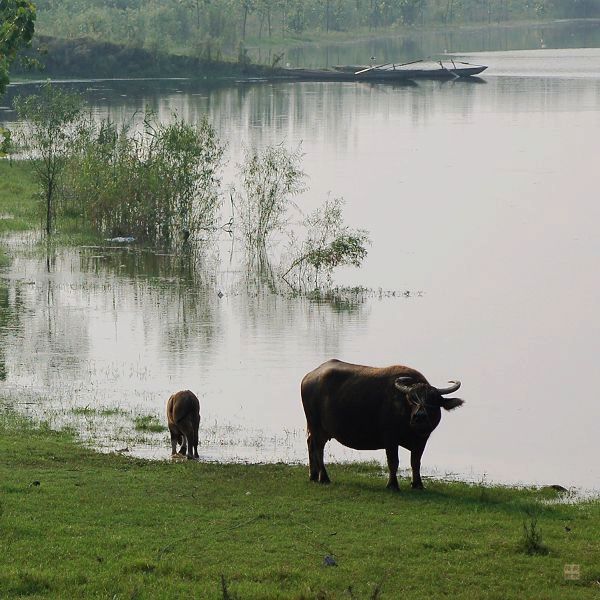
[1,24,599,490]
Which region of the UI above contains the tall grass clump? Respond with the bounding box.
[519,508,549,555]
[63,113,225,249]
[234,144,306,256]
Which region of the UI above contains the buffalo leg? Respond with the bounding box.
[410,442,427,489]
[307,434,319,481]
[313,433,330,484]
[385,446,400,490]
[307,432,330,483]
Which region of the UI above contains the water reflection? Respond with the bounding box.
[1,41,600,490]
[0,239,371,463]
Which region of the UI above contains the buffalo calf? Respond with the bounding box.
[166,390,200,460]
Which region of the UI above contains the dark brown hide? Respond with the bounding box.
[166,390,201,459]
[301,359,463,489]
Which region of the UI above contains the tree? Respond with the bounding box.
[0,0,36,96]
[234,143,306,253]
[283,196,370,289]
[14,83,84,236]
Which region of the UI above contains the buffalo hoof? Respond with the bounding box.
[386,483,400,492]
[411,482,424,490]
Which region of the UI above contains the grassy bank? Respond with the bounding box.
[0,159,100,246]
[13,35,279,80]
[0,160,40,235]
[0,412,599,599]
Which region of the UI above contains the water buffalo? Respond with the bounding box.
[166,390,200,460]
[301,359,463,490]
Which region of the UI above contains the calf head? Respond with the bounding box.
[395,378,463,433]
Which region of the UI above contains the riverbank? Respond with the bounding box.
[12,18,600,81]
[0,410,599,599]
[13,35,280,81]
[0,159,102,246]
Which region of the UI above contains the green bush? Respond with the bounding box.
[283,196,370,289]
[62,112,225,248]
[234,144,306,253]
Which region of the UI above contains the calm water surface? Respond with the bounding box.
[1,43,599,490]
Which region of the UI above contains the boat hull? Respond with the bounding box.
[278,65,487,82]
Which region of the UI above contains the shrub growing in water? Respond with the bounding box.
[234,144,306,253]
[63,113,225,248]
[283,196,370,289]
[14,82,84,235]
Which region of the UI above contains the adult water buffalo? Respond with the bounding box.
[166,390,200,460]
[301,359,463,490]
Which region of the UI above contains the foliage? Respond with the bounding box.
[62,112,226,248]
[0,125,11,156]
[0,159,100,244]
[234,143,306,252]
[1,414,600,598]
[134,414,166,433]
[0,0,36,96]
[283,196,370,289]
[0,160,39,234]
[27,0,600,64]
[13,82,84,236]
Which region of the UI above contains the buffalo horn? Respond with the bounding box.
[435,380,461,395]
[394,377,415,394]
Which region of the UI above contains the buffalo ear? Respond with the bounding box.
[440,397,464,411]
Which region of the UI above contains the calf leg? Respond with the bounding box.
[410,441,426,489]
[178,423,195,459]
[191,423,199,459]
[169,426,181,456]
[178,433,187,456]
[385,446,400,490]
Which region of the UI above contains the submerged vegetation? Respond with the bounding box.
[0,411,599,599]
[234,143,306,254]
[284,196,371,290]
[6,84,369,292]
[133,413,166,433]
[63,112,225,248]
[14,81,84,235]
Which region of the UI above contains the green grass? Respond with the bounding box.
[71,406,128,418]
[0,159,41,234]
[134,414,167,433]
[0,159,103,245]
[1,411,599,599]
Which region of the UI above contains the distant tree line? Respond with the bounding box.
[31,0,600,59]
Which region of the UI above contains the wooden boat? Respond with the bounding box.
[279,60,487,82]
